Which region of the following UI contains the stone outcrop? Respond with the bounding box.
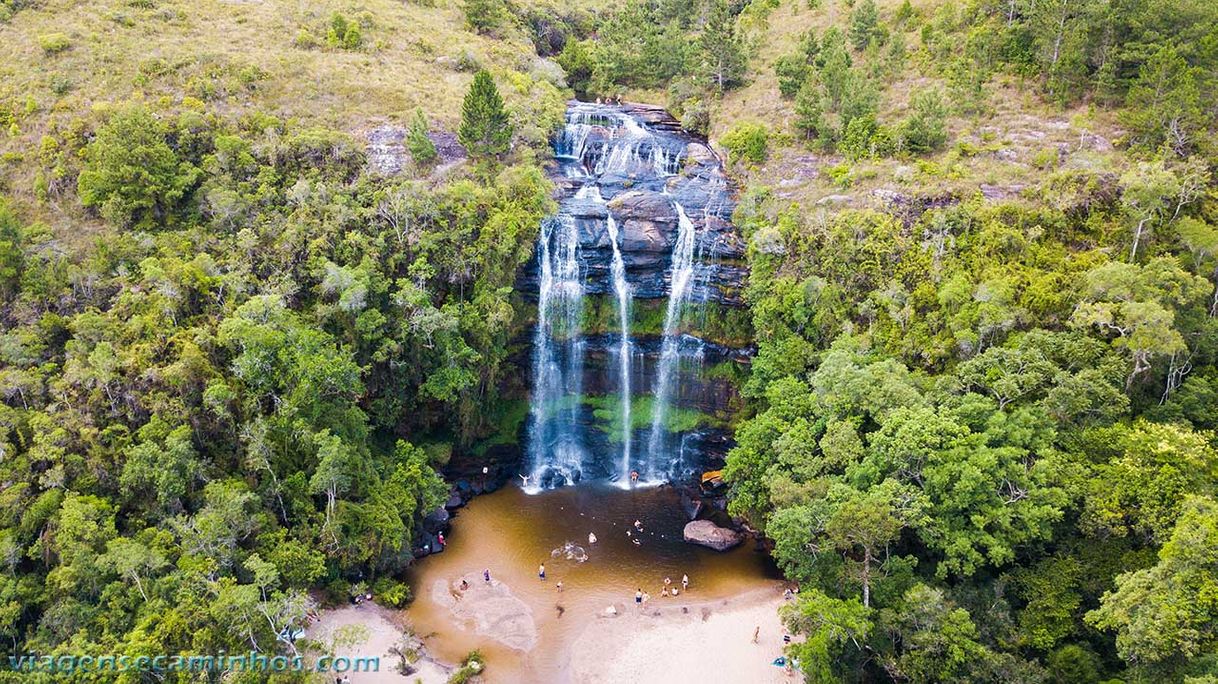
[518,102,748,306]
[683,520,744,551]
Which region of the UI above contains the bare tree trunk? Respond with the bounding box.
[862,547,871,608]
[1130,217,1149,261]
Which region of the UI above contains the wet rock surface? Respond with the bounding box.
[683,520,744,551]
[519,102,747,306]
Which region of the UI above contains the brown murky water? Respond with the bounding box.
[403,483,780,682]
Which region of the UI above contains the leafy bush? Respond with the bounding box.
[825,162,853,188]
[448,651,486,684]
[719,122,769,165]
[294,29,319,49]
[38,33,71,55]
[326,13,362,50]
[77,105,201,228]
[464,0,505,35]
[680,100,710,137]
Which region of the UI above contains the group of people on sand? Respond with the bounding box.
[635,574,690,605]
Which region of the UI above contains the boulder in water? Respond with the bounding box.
[683,520,743,551]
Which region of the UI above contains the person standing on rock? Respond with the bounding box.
[539,563,546,580]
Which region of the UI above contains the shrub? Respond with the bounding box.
[448,651,486,684]
[774,55,810,99]
[407,109,438,167]
[719,122,769,165]
[38,33,71,55]
[556,40,594,98]
[825,162,853,188]
[464,0,505,35]
[326,13,362,50]
[840,114,878,160]
[1032,147,1059,170]
[680,100,710,137]
[294,29,319,49]
[903,89,948,153]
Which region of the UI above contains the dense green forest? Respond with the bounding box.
[0,0,1216,681]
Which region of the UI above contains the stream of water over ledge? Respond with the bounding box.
[523,101,749,490]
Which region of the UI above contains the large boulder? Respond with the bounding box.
[608,190,678,253]
[683,520,743,551]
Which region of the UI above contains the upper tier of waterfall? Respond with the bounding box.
[524,102,749,491]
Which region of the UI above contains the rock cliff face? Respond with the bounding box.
[520,103,748,306]
[521,102,750,489]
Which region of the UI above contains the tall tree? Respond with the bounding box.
[1121,46,1208,156]
[699,0,747,92]
[459,70,513,159]
[1088,496,1218,666]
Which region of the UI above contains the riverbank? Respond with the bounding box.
[567,585,792,683]
[402,483,782,681]
[309,603,451,683]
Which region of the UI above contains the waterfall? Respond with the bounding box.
[643,200,698,479]
[526,214,587,489]
[526,101,738,491]
[605,201,634,480]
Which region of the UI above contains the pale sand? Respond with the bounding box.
[567,585,795,684]
[310,603,451,683]
[431,572,538,652]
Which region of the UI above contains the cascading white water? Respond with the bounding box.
[526,214,587,489]
[643,200,699,479]
[528,102,735,491]
[604,203,634,480]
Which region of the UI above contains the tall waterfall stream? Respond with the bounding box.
[524,102,745,490]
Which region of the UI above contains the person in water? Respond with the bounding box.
[635,589,643,604]
[634,519,643,531]
[556,581,564,592]
[588,532,597,544]
[663,577,672,587]
[460,579,469,591]
[630,470,639,484]
[483,569,491,583]
[539,563,546,580]
[661,587,669,597]
[682,574,689,591]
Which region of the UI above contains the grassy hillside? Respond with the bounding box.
[0,0,571,234]
[711,0,1125,209]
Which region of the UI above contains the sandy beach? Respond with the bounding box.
[567,586,793,684]
[310,603,451,684]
